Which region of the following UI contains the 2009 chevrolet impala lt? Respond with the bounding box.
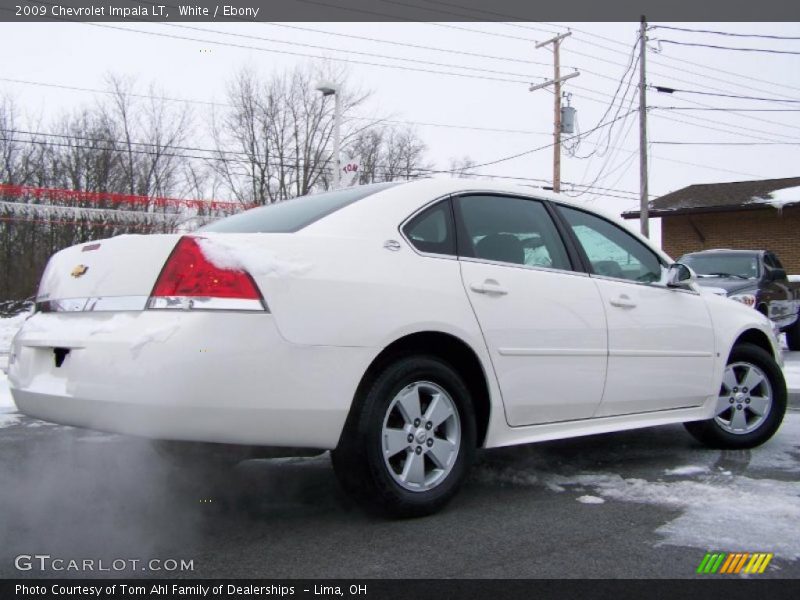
[9,179,787,517]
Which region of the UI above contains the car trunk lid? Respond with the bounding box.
[36,234,183,311]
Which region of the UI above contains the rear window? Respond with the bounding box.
[200,182,400,233]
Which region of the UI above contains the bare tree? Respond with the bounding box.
[210,64,373,205]
[448,155,478,179]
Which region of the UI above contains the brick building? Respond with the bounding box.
[622,177,800,273]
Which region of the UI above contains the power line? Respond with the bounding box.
[657,39,800,56]
[3,130,648,199]
[533,22,800,97]
[7,69,796,148]
[0,77,553,136]
[644,87,800,138]
[41,2,800,144]
[464,109,639,171]
[4,3,539,86]
[81,22,531,85]
[2,90,770,187]
[159,21,546,81]
[570,41,639,160]
[648,110,796,144]
[651,106,800,112]
[649,25,800,41]
[299,0,800,101]
[652,141,800,145]
[261,22,556,68]
[651,86,800,103]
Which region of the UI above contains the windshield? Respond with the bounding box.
[200,182,400,233]
[680,253,760,280]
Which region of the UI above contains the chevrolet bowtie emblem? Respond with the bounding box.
[71,264,89,278]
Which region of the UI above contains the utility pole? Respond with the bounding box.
[638,15,649,237]
[532,32,579,194]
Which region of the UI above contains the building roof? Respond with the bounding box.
[622,176,800,219]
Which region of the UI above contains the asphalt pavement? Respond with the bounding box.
[1,409,798,579]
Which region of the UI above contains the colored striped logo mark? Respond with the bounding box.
[696,552,773,574]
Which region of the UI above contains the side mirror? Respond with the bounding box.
[667,262,696,289]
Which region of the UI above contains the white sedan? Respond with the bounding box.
[9,179,787,517]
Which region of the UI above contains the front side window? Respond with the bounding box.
[455,194,571,270]
[402,200,456,255]
[559,205,663,283]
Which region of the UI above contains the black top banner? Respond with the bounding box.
[1,0,800,22]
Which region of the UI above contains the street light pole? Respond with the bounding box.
[316,81,342,189]
[333,90,341,190]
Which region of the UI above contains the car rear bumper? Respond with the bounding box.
[8,311,374,448]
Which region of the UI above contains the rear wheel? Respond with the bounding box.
[684,343,786,449]
[332,356,476,518]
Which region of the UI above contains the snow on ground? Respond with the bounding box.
[664,465,709,476]
[576,495,605,504]
[783,351,800,392]
[0,371,18,420]
[475,413,800,559]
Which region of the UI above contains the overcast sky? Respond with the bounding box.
[2,20,799,245]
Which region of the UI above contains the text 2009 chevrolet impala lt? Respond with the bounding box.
[9,179,786,517]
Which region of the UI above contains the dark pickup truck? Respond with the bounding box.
[678,249,800,350]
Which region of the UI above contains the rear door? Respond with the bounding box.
[454,194,608,426]
[555,204,715,417]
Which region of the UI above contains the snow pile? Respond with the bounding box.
[751,185,800,211]
[197,236,312,278]
[664,465,709,476]
[0,371,17,414]
[576,495,605,504]
[0,309,32,352]
[783,352,800,392]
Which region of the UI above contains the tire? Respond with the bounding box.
[332,355,476,518]
[684,343,786,449]
[786,316,800,351]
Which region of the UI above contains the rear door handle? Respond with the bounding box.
[609,294,636,309]
[470,279,509,296]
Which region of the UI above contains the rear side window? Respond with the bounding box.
[402,200,456,255]
[455,194,571,270]
[200,182,400,233]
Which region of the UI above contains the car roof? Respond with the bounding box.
[304,177,672,263]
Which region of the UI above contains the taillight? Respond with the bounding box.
[147,236,267,311]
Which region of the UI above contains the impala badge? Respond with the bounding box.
[71,264,89,278]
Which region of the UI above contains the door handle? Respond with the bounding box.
[609,294,636,309]
[470,279,509,296]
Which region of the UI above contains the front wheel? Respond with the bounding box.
[332,356,476,518]
[684,343,786,449]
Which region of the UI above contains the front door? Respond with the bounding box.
[556,205,715,417]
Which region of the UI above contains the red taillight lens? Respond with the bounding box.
[149,236,264,308]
